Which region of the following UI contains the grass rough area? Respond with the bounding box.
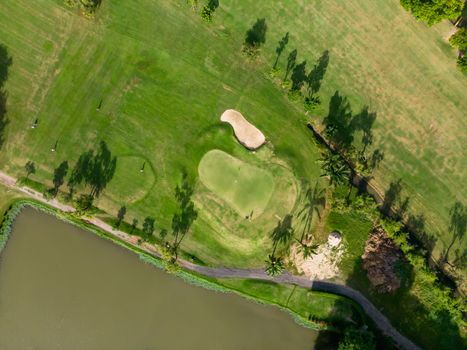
[0,0,320,267]
[225,0,467,261]
[198,149,274,217]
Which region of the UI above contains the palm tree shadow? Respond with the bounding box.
[298,183,325,242]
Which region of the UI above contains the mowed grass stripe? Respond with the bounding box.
[219,0,466,258]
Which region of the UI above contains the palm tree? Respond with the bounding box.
[265,254,285,276]
[296,239,319,259]
[319,151,350,187]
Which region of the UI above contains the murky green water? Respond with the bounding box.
[0,208,317,349]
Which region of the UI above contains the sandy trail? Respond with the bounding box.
[0,170,420,350]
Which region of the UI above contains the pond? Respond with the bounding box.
[0,208,318,349]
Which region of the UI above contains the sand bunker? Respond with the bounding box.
[220,109,266,150]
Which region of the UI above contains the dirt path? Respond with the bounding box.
[0,170,420,350]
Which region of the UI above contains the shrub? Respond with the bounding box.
[304,95,321,112]
[449,28,467,51]
[457,55,467,73]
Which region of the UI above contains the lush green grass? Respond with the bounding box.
[1,0,464,264]
[217,278,363,329]
[198,149,275,217]
[219,0,467,262]
[0,1,465,346]
[0,0,321,267]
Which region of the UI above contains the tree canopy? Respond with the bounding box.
[449,28,467,50]
[400,0,464,26]
[338,327,375,350]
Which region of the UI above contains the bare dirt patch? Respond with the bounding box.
[291,234,345,280]
[362,226,402,293]
[220,109,266,150]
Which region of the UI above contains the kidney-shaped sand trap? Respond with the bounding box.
[220,109,266,150]
[198,149,274,217]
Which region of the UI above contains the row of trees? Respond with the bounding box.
[24,141,116,213]
[25,152,198,265]
[269,30,331,113]
[113,170,198,265]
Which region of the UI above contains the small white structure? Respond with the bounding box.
[220,109,266,150]
[327,231,342,247]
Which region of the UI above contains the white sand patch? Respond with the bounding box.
[220,109,266,150]
[292,234,345,280]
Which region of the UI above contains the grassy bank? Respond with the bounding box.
[1,0,464,269]
[0,198,363,334]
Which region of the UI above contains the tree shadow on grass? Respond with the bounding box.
[307,50,330,96]
[441,201,466,266]
[290,60,307,91]
[170,170,198,258]
[67,141,117,199]
[50,160,69,197]
[244,18,267,49]
[283,49,297,81]
[273,32,289,69]
[0,43,12,150]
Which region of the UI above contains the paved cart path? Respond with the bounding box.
[0,170,420,350]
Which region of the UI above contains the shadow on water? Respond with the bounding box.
[0,43,12,150]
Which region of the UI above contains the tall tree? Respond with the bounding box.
[400,0,464,25]
[449,28,467,50]
[265,254,285,276]
[24,161,36,178]
[51,161,69,197]
[143,217,155,240]
[319,151,350,187]
[170,171,198,262]
[116,206,126,228]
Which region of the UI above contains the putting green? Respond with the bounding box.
[198,150,274,217]
[105,156,155,204]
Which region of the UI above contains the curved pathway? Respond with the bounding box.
[0,171,420,350]
[180,262,420,350]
